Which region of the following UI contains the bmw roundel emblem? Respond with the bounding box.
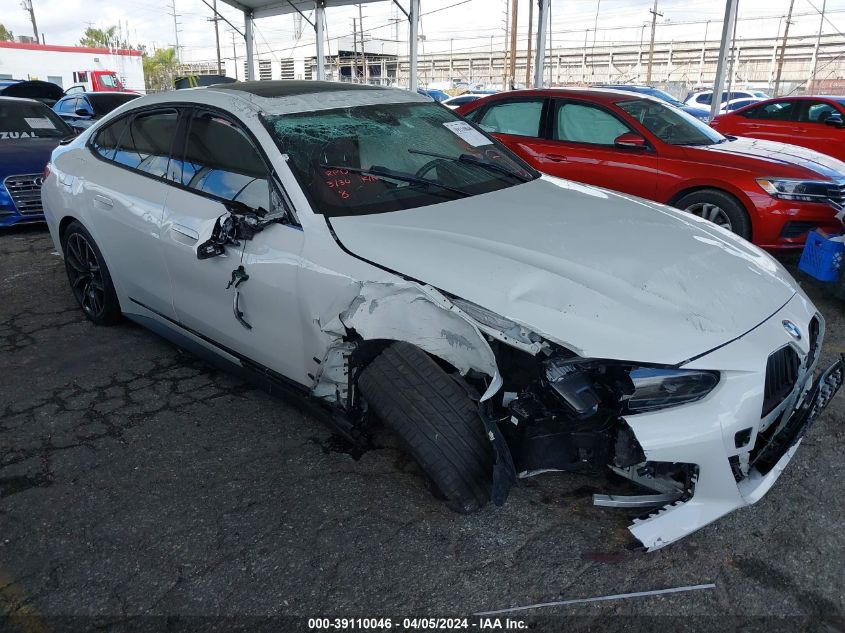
[782,320,802,340]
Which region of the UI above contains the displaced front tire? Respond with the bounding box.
[358,342,493,513]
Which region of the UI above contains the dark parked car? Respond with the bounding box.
[0,80,64,107]
[0,96,75,226]
[53,92,140,132]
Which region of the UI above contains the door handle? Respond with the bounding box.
[546,154,568,163]
[93,194,113,208]
[171,224,199,243]
[232,289,252,330]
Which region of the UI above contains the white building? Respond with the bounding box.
[0,41,145,93]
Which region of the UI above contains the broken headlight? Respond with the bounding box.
[543,357,601,419]
[625,368,719,413]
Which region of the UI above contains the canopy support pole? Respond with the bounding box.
[533,0,549,88]
[315,1,327,80]
[709,0,739,121]
[409,0,420,91]
[244,10,255,80]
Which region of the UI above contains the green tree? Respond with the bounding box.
[0,24,14,42]
[79,26,119,48]
[143,47,179,92]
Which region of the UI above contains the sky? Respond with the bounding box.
[3,0,844,65]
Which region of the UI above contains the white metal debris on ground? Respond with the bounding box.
[474,583,717,616]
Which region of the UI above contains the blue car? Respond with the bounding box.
[0,96,75,227]
[417,88,450,102]
[598,84,712,121]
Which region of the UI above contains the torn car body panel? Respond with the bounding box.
[316,281,502,403]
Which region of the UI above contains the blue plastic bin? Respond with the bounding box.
[798,231,845,282]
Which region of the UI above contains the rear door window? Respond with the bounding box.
[112,109,179,178]
[475,99,544,137]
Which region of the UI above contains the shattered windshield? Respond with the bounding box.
[263,101,537,217]
[617,99,725,146]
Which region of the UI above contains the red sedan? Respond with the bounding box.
[711,95,845,163]
[457,89,844,250]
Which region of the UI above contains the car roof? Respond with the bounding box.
[210,80,388,98]
[477,87,655,104]
[62,91,138,97]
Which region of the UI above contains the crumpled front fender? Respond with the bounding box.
[320,281,503,402]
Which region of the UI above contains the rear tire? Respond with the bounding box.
[358,342,493,513]
[62,220,121,325]
[674,189,751,240]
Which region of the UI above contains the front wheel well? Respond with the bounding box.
[352,337,465,377]
[667,185,742,209]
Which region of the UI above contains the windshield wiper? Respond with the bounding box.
[320,164,472,197]
[408,148,533,182]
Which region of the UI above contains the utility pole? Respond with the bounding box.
[231,31,239,79]
[508,0,518,89]
[21,0,39,42]
[773,0,795,96]
[645,0,662,83]
[590,0,601,79]
[697,20,710,86]
[169,0,181,60]
[207,0,223,75]
[525,0,534,87]
[358,3,367,84]
[808,0,826,93]
[352,18,359,81]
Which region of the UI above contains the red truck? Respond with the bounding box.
[65,70,125,94]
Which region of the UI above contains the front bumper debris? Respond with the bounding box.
[625,356,843,551]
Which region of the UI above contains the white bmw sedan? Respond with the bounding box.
[42,80,842,550]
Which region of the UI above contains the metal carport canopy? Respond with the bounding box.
[219,0,421,89]
[221,0,736,109]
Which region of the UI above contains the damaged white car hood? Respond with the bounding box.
[329,176,796,366]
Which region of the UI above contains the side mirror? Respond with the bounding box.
[74,108,90,117]
[824,113,844,128]
[614,132,648,150]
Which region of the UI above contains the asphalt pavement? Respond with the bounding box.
[1,225,843,632]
